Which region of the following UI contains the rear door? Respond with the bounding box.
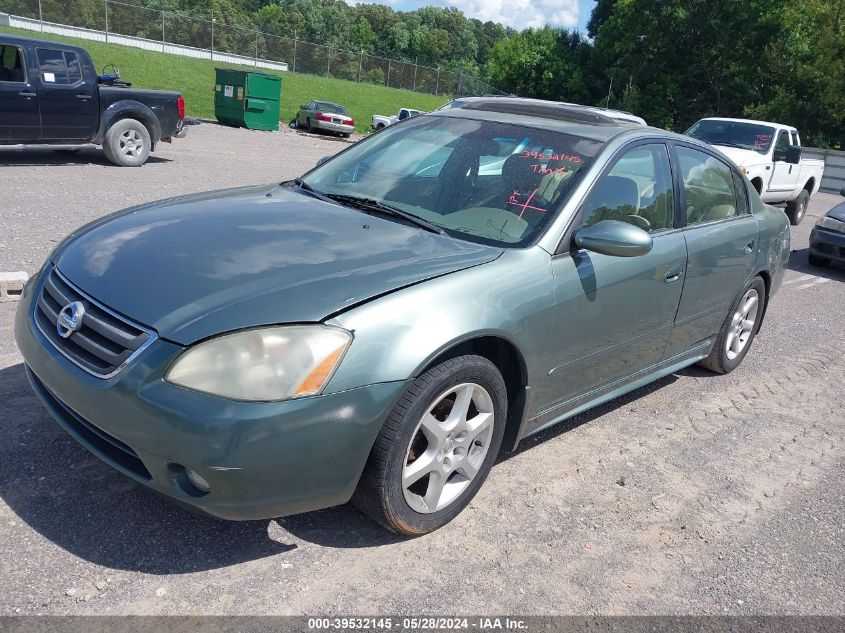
[768,129,800,194]
[665,142,758,357]
[35,46,98,141]
[0,42,40,142]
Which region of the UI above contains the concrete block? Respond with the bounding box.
[0,271,28,302]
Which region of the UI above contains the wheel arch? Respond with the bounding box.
[413,333,530,454]
[751,268,772,330]
[803,178,815,194]
[95,100,162,148]
[750,177,764,194]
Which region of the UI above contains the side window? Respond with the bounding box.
[36,48,82,85]
[581,143,675,233]
[773,130,790,161]
[732,171,750,215]
[0,44,26,83]
[676,146,738,226]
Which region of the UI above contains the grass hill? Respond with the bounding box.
[0,25,448,132]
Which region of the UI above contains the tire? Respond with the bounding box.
[103,119,151,167]
[697,276,766,374]
[341,133,351,139]
[376,123,385,130]
[785,189,809,225]
[353,355,508,535]
[808,253,830,268]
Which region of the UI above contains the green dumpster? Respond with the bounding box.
[214,68,281,131]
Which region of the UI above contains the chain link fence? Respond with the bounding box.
[1,0,505,97]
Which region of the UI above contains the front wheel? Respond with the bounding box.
[786,189,809,225]
[808,253,830,268]
[103,119,150,167]
[697,276,766,374]
[353,355,508,535]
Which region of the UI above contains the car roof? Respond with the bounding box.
[698,117,794,131]
[427,97,659,143]
[0,34,88,55]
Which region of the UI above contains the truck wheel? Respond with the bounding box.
[376,123,385,130]
[104,119,151,167]
[785,189,808,225]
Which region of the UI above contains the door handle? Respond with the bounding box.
[19,90,36,97]
[76,94,92,100]
[744,241,754,254]
[665,264,684,283]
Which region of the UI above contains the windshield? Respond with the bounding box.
[301,116,602,247]
[686,120,776,155]
[317,102,347,115]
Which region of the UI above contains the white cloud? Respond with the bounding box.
[347,0,580,29]
[432,0,578,29]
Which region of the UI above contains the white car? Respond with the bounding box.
[371,108,423,130]
[685,117,825,225]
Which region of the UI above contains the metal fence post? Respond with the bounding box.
[386,58,391,87]
[255,28,258,66]
[210,11,214,61]
[412,57,417,92]
[292,35,297,72]
[358,50,362,83]
[435,67,440,95]
[38,0,43,31]
[457,71,463,96]
[161,10,165,52]
[326,46,330,77]
[104,0,108,43]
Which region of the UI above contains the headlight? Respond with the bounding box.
[165,325,352,401]
[817,216,845,233]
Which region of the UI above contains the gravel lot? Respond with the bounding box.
[0,123,843,616]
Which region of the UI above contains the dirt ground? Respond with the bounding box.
[0,123,843,616]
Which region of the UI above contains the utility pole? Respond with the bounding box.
[104,0,108,43]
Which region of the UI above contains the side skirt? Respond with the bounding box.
[519,340,713,444]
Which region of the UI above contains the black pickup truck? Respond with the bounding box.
[0,34,185,166]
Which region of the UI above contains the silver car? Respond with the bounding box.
[296,100,355,138]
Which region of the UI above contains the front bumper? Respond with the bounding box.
[14,269,406,520]
[809,226,845,263]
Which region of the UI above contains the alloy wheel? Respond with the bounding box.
[119,129,144,158]
[725,288,759,360]
[402,382,495,514]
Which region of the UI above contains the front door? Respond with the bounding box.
[0,43,40,142]
[531,142,687,429]
[666,143,759,356]
[34,46,98,141]
[768,129,800,194]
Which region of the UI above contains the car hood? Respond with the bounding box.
[53,184,502,345]
[712,145,767,167]
[828,201,845,222]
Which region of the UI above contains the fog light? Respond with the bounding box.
[185,468,210,493]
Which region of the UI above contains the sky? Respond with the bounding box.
[356,0,598,32]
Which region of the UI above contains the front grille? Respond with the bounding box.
[34,267,156,378]
[27,367,152,480]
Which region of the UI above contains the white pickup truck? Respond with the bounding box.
[685,117,825,224]
[371,108,423,130]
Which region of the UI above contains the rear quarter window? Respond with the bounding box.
[36,48,83,85]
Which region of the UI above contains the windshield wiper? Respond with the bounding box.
[291,178,337,204]
[712,141,751,150]
[323,193,446,235]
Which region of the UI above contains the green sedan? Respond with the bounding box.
[15,98,790,535]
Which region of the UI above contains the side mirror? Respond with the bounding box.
[316,155,332,167]
[574,220,653,257]
[785,145,801,164]
[299,105,306,110]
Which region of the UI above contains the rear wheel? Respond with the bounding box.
[103,119,150,167]
[305,117,313,133]
[698,276,766,374]
[786,189,809,225]
[353,355,507,535]
[808,253,830,268]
